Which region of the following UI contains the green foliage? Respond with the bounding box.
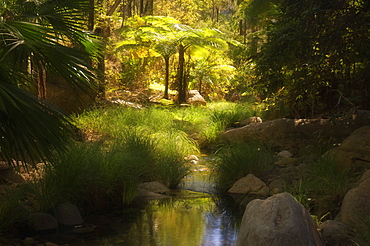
[212,140,276,192]
[26,142,112,212]
[0,81,73,168]
[0,187,28,237]
[355,217,370,245]
[209,101,258,127]
[0,0,100,169]
[25,137,153,212]
[297,155,351,218]
[74,106,203,189]
[252,0,370,116]
[115,15,235,102]
[153,130,196,188]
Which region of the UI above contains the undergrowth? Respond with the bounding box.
[211,140,276,192]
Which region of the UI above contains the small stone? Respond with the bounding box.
[270,187,283,195]
[56,203,84,226]
[228,174,269,196]
[45,242,59,246]
[23,237,36,245]
[279,166,298,175]
[277,150,293,158]
[275,157,298,167]
[30,212,58,232]
[240,116,263,126]
[269,178,285,190]
[139,181,170,193]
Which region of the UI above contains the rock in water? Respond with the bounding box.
[235,192,323,246]
[228,174,269,197]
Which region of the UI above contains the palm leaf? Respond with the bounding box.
[0,79,72,169]
[1,20,97,90]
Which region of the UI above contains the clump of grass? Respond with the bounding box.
[25,141,110,213]
[198,121,225,149]
[211,140,276,192]
[284,179,313,211]
[354,216,370,245]
[299,155,351,218]
[153,130,198,188]
[25,125,199,213]
[209,102,256,128]
[0,187,28,238]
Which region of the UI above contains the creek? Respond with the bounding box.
[39,157,245,246]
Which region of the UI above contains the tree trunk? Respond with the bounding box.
[129,0,133,17]
[140,0,144,16]
[164,56,170,99]
[198,77,203,95]
[177,44,186,104]
[88,0,94,31]
[144,0,154,15]
[107,0,122,16]
[37,66,46,100]
[95,27,107,98]
[250,25,258,55]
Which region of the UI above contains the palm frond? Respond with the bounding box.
[0,79,72,168]
[1,20,97,90]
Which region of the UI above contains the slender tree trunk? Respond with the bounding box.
[140,0,144,16]
[95,27,107,98]
[144,0,154,15]
[37,66,46,99]
[177,44,186,104]
[88,0,94,31]
[164,56,170,99]
[107,0,122,16]
[198,77,203,95]
[127,0,133,17]
[250,25,258,55]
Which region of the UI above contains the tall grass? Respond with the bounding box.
[25,142,112,213]
[211,141,276,192]
[0,187,28,238]
[355,216,370,245]
[74,102,260,150]
[297,155,351,218]
[153,130,198,188]
[209,102,257,128]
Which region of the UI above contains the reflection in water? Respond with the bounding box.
[79,158,242,246]
[84,193,240,246]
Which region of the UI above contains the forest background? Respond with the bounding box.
[91,0,370,119]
